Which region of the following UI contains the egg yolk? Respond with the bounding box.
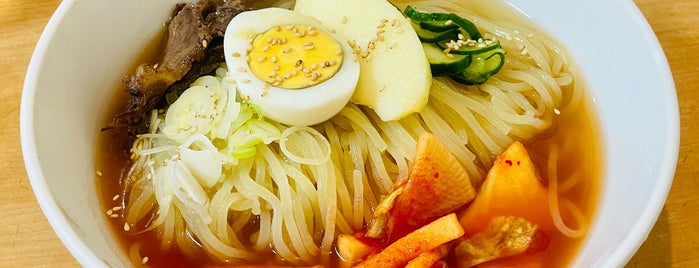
[247,24,344,89]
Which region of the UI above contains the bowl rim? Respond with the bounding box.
[599,0,679,265]
[20,0,105,267]
[19,0,680,267]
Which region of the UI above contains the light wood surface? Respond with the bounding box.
[0,0,695,267]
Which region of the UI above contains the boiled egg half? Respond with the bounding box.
[223,8,360,126]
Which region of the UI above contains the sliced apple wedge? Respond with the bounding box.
[294,0,431,121]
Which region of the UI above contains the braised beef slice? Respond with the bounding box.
[105,0,251,137]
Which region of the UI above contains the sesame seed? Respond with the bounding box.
[267,38,273,44]
[271,56,277,63]
[304,41,314,46]
[443,48,451,54]
[124,223,131,232]
[380,19,388,23]
[520,48,529,56]
[237,67,247,73]
[262,45,269,52]
[377,29,385,35]
[378,35,385,41]
[272,81,280,86]
[379,85,386,92]
[247,44,253,52]
[261,90,269,97]
[257,56,266,62]
[281,37,287,43]
[242,79,251,83]
[112,194,119,201]
[271,39,278,45]
[377,23,386,29]
[110,214,118,218]
[308,30,317,36]
[446,53,454,58]
[458,33,465,40]
[112,206,123,212]
[291,70,298,75]
[275,26,281,31]
[283,47,291,53]
[445,20,453,25]
[391,19,397,26]
[305,45,315,50]
[269,71,277,77]
[311,63,318,70]
[284,73,291,79]
[285,25,294,30]
[202,39,208,48]
[273,65,280,71]
[303,68,310,73]
[106,209,113,216]
[95,170,103,176]
[327,28,336,33]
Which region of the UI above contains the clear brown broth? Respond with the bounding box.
[95,20,602,268]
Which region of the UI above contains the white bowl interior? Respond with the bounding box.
[21,0,679,267]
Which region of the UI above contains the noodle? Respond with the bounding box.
[547,146,589,238]
[116,0,594,265]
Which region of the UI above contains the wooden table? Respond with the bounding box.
[0,0,696,267]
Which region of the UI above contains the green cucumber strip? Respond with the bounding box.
[412,22,460,42]
[404,5,434,21]
[437,39,502,55]
[450,48,506,85]
[419,20,460,32]
[422,43,471,76]
[404,5,483,40]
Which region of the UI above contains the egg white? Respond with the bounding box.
[223,8,360,126]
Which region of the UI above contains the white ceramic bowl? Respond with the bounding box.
[21,0,679,267]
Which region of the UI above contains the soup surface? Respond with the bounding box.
[95,0,603,267]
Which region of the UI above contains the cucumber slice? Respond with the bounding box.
[450,48,506,85]
[412,22,460,42]
[419,20,460,32]
[422,43,471,76]
[436,38,502,55]
[404,5,483,40]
